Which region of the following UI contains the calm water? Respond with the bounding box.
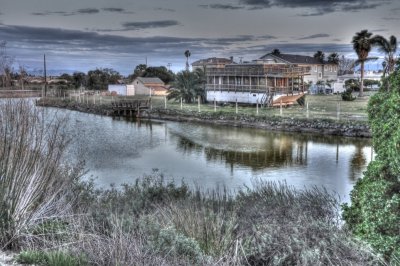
[47,108,372,202]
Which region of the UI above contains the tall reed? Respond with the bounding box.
[0,100,81,249]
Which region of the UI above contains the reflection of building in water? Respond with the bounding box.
[177,136,308,171]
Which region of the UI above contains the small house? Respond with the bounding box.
[131,77,168,96]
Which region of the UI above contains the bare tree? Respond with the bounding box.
[338,55,355,75]
[18,64,27,90]
[0,41,14,88]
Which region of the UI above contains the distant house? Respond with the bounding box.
[256,53,338,84]
[108,77,168,96]
[131,77,168,96]
[192,57,234,71]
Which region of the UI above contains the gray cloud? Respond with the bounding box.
[76,8,99,14]
[154,7,176,12]
[32,8,104,16]
[32,11,74,16]
[298,33,330,40]
[101,7,134,14]
[200,4,245,10]
[240,0,390,15]
[102,8,124,12]
[122,20,181,30]
[0,23,358,74]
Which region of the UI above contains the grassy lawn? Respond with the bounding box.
[148,94,371,121]
[65,92,372,121]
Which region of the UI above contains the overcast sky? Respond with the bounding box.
[0,0,399,75]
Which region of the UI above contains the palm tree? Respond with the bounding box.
[351,30,381,97]
[184,50,191,71]
[168,70,201,103]
[374,35,397,76]
[327,53,339,64]
[313,51,325,63]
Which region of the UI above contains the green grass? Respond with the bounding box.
[52,91,372,121]
[16,250,88,266]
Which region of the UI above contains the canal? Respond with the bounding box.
[51,108,372,203]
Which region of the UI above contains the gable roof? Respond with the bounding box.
[260,53,334,65]
[136,77,164,85]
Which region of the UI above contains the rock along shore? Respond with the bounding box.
[36,98,371,138]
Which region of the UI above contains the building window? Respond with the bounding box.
[324,65,328,71]
[333,66,337,72]
[318,72,322,78]
[329,66,332,72]
[314,66,317,72]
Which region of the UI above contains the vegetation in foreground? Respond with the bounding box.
[343,64,400,264]
[0,101,383,265]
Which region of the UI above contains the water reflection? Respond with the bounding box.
[41,108,372,202]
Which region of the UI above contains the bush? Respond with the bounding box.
[0,100,82,249]
[341,88,356,101]
[343,70,400,261]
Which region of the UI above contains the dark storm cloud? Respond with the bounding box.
[298,34,330,40]
[240,0,389,15]
[122,20,181,30]
[199,4,245,10]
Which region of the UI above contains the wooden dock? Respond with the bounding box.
[111,99,151,117]
[272,93,305,107]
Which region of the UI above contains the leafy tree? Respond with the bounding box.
[342,69,400,263]
[313,51,325,63]
[86,68,121,90]
[184,50,191,71]
[168,70,204,103]
[271,49,281,55]
[351,30,382,97]
[128,64,147,81]
[72,72,86,89]
[141,66,175,84]
[327,52,339,64]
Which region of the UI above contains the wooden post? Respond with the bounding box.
[93,95,96,105]
[214,97,216,112]
[180,97,183,110]
[306,101,309,119]
[256,98,259,115]
[337,102,340,120]
[236,99,238,114]
[164,96,167,109]
[280,99,283,116]
[86,94,88,105]
[198,96,201,112]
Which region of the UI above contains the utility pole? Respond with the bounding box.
[44,54,47,97]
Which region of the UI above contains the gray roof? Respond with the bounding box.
[260,53,334,65]
[136,77,164,84]
[192,57,233,66]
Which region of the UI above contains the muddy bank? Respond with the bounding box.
[36,98,371,138]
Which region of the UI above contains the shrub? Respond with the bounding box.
[0,100,82,249]
[343,70,400,261]
[341,88,356,101]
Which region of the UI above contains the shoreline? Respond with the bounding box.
[36,98,371,138]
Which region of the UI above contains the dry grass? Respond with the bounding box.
[0,99,82,249]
